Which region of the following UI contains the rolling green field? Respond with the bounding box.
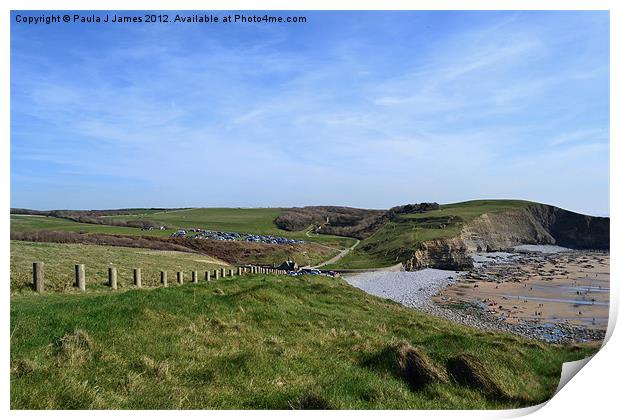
[107,208,285,235]
[10,273,596,409]
[10,241,229,294]
[107,207,355,248]
[11,209,357,250]
[10,215,171,237]
[324,200,533,269]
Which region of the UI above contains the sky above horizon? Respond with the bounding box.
[11,11,610,216]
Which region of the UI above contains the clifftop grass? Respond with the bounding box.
[10,273,596,409]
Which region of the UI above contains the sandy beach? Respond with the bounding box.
[345,247,609,342]
[434,250,609,330]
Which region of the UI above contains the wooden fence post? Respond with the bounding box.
[192,270,198,283]
[177,271,184,284]
[221,268,226,278]
[215,269,220,280]
[161,271,168,287]
[206,271,211,282]
[237,267,242,276]
[75,264,86,291]
[33,262,44,293]
[108,267,117,290]
[134,268,142,288]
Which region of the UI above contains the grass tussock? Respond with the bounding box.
[11,358,38,377]
[56,329,93,367]
[446,354,509,400]
[394,341,447,391]
[140,356,170,380]
[289,391,333,410]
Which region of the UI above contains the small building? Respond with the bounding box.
[278,260,298,271]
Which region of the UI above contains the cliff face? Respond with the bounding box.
[527,204,610,250]
[404,205,609,271]
[404,237,473,271]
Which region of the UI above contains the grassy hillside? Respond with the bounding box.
[324,200,533,269]
[10,273,596,409]
[10,241,230,294]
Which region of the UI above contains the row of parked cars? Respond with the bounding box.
[169,229,305,245]
[287,269,338,277]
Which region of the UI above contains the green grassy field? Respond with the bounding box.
[324,200,533,269]
[10,273,597,409]
[107,208,356,248]
[10,241,230,294]
[10,215,170,237]
[11,209,357,250]
[107,208,285,234]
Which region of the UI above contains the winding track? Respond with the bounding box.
[310,238,360,269]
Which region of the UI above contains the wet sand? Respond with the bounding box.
[433,251,609,330]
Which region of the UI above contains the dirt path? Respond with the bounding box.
[310,238,360,269]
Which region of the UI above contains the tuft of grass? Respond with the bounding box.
[446,354,509,401]
[56,329,93,367]
[140,356,170,380]
[393,341,447,391]
[11,358,38,377]
[289,391,333,410]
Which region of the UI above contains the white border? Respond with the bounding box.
[2,1,617,419]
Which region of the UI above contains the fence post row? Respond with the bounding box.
[31,260,289,294]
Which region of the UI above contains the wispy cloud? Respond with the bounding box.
[10,11,609,214]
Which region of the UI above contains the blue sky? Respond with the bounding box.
[10,11,609,215]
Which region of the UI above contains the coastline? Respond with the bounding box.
[344,247,609,343]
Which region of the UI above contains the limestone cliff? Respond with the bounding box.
[404,205,609,271]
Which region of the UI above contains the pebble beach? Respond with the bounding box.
[344,247,608,343]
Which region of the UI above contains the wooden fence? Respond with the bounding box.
[30,262,287,293]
